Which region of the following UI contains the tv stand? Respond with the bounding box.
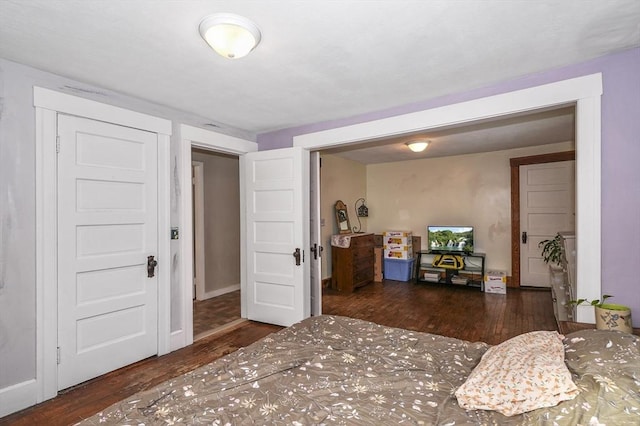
[415,251,485,290]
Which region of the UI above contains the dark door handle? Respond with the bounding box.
[293,248,301,266]
[310,243,323,259]
[147,255,158,278]
[522,231,528,244]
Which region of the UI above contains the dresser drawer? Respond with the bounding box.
[352,246,373,262]
[353,267,373,287]
[349,234,373,248]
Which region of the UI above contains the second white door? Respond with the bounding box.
[243,147,309,326]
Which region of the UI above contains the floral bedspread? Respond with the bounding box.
[79,315,640,425]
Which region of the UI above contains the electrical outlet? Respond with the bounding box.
[171,228,179,239]
[320,218,325,227]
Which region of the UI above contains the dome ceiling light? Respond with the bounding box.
[199,13,261,59]
[406,140,429,152]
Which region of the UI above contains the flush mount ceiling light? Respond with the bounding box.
[406,140,429,152]
[199,13,261,59]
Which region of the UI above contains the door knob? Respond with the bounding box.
[310,243,323,259]
[292,248,301,266]
[147,255,158,278]
[522,231,528,244]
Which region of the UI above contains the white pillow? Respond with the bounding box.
[455,330,579,416]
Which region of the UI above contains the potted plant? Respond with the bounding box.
[538,233,564,266]
[569,295,633,333]
[538,233,565,286]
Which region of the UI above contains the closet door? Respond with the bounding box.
[57,115,159,390]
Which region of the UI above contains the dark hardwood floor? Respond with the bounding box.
[193,290,241,338]
[323,280,557,345]
[1,280,556,425]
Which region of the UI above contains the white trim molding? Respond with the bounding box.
[0,379,38,417]
[30,87,172,412]
[192,161,206,301]
[294,73,603,323]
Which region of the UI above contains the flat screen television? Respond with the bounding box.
[427,226,474,253]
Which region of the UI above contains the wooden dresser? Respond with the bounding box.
[331,233,374,293]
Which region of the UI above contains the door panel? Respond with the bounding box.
[57,115,158,390]
[519,161,575,287]
[243,147,309,326]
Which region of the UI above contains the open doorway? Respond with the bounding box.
[299,74,601,324]
[191,148,243,340]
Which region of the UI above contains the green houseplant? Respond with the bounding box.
[538,233,564,266]
[569,295,633,333]
[538,233,566,289]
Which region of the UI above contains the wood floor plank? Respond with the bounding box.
[1,281,556,425]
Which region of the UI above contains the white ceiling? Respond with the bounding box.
[1,1,638,162]
[321,106,576,163]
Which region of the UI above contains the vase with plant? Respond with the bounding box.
[569,295,633,333]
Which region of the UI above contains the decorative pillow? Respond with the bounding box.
[455,330,579,416]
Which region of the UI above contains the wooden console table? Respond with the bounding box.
[558,321,640,336]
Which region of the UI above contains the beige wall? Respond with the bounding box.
[320,155,367,278]
[365,142,574,274]
[192,150,241,295]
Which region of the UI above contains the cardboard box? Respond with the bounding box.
[384,258,415,281]
[383,235,412,245]
[484,270,507,294]
[422,271,440,282]
[383,231,413,238]
[384,244,414,259]
[374,247,383,282]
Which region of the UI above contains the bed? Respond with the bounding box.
[79,315,639,425]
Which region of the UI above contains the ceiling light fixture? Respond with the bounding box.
[406,141,429,152]
[199,13,261,59]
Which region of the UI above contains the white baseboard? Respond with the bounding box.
[0,378,38,417]
[199,284,240,301]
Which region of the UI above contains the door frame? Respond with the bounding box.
[294,73,602,324]
[192,161,206,300]
[510,151,576,287]
[34,87,172,403]
[176,125,258,350]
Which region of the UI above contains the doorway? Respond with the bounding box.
[296,73,602,324]
[511,151,576,287]
[35,87,172,404]
[191,148,243,340]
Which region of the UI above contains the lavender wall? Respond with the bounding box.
[258,48,640,325]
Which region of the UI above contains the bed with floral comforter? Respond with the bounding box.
[79,315,639,425]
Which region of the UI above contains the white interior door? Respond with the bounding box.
[520,161,575,287]
[57,115,158,390]
[310,152,322,316]
[243,147,309,326]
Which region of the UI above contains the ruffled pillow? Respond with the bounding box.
[455,330,578,416]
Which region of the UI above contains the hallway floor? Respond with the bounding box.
[193,290,241,338]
